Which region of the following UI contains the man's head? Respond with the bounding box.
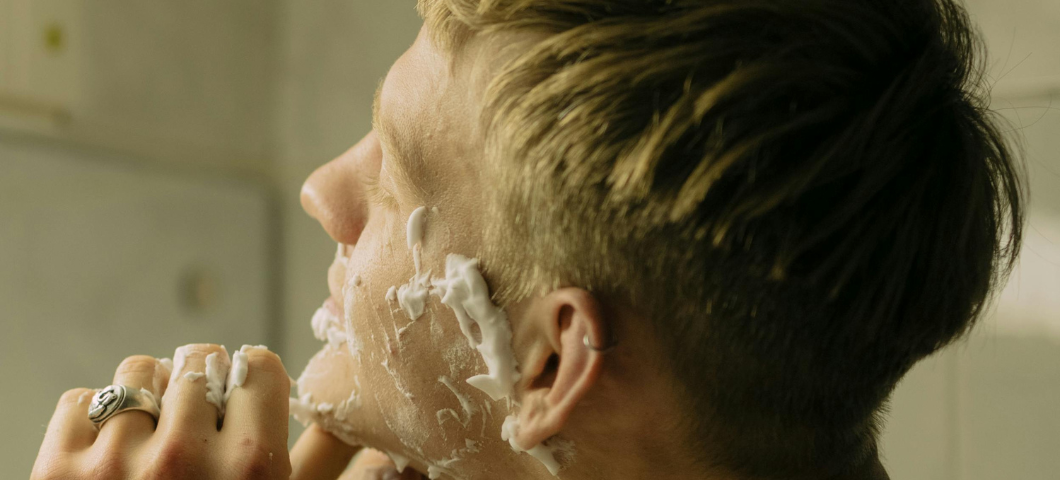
[299,0,1024,478]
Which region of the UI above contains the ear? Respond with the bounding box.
[513,288,610,449]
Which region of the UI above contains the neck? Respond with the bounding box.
[556,447,890,480]
[828,447,890,480]
[551,429,891,480]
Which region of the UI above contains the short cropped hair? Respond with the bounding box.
[418,0,1025,477]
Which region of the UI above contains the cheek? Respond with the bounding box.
[355,212,503,454]
[303,207,505,476]
[338,215,445,445]
[345,213,404,361]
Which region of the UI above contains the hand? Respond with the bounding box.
[31,344,358,480]
[337,449,427,480]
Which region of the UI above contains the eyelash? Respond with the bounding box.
[364,172,399,209]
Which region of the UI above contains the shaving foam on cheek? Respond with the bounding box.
[397,278,430,320]
[431,254,521,402]
[312,301,357,353]
[289,393,318,427]
[288,393,346,428]
[436,376,479,430]
[426,438,482,480]
[394,206,432,320]
[407,206,427,265]
[291,348,363,429]
[429,253,564,475]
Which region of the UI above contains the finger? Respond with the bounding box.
[93,355,164,446]
[158,344,230,435]
[345,449,423,480]
[290,424,360,480]
[221,346,289,443]
[339,466,424,480]
[39,388,98,453]
[154,357,174,397]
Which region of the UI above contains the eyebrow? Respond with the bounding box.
[372,80,429,203]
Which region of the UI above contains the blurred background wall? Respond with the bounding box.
[0,1,1056,478]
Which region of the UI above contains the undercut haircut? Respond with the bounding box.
[417,0,1025,477]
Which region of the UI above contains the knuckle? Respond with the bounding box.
[86,452,126,479]
[116,355,159,377]
[30,457,74,480]
[229,438,287,480]
[148,439,198,478]
[231,456,273,480]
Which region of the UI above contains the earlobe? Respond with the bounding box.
[513,289,609,448]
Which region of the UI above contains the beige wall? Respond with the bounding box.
[0,3,280,476]
[272,0,422,384]
[1,0,1056,477]
[0,0,279,179]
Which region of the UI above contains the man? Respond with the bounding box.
[33,0,1023,479]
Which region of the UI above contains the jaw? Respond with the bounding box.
[297,344,509,480]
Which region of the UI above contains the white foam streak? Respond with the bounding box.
[431,254,520,402]
[204,348,231,416]
[501,415,561,476]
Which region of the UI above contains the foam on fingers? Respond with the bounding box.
[203,348,232,416]
[159,344,274,420]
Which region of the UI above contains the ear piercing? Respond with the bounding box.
[583,333,618,354]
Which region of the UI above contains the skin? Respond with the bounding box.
[298,23,704,480]
[33,20,892,480]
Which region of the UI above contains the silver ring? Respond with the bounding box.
[583,333,617,353]
[88,385,161,429]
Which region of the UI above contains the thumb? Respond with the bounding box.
[346,449,426,480]
[290,423,361,480]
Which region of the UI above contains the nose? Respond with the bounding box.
[300,131,381,246]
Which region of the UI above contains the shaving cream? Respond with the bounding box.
[224,345,266,403]
[502,415,561,476]
[395,206,432,320]
[204,348,231,416]
[431,254,520,402]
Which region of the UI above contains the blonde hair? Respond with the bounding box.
[419,0,1024,476]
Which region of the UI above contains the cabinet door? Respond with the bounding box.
[0,136,272,477]
[1,0,82,106]
[0,0,9,90]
